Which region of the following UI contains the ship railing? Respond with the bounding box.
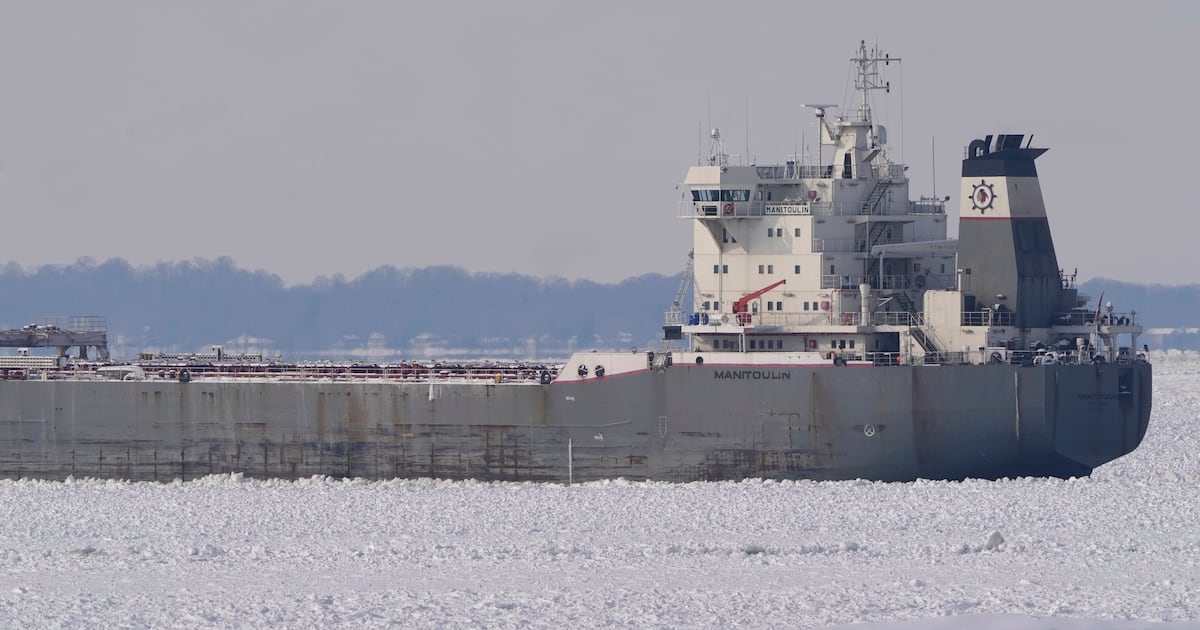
[31,315,107,332]
[1054,311,1139,327]
[819,274,908,290]
[750,312,863,326]
[753,164,835,180]
[864,351,903,366]
[134,363,560,383]
[961,310,1016,327]
[872,311,917,326]
[872,163,907,179]
[812,238,857,253]
[753,312,854,327]
[908,200,947,215]
[916,351,969,366]
[678,200,866,219]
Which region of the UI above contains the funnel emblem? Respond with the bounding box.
[970,180,996,212]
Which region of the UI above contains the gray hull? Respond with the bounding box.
[0,362,1151,482]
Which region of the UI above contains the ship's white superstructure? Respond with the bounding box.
[674,41,1142,369]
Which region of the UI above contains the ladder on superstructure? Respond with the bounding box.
[860,179,891,215]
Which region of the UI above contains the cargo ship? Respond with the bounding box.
[0,42,1151,482]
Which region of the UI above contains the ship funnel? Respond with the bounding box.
[957,134,1067,328]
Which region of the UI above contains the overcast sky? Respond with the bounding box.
[1,1,1196,286]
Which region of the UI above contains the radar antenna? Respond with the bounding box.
[707,128,728,167]
[802,104,838,165]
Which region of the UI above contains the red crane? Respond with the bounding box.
[733,279,786,325]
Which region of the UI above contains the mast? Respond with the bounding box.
[851,40,899,126]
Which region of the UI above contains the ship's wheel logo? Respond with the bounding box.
[971,180,996,212]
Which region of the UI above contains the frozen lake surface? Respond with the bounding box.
[0,354,1197,629]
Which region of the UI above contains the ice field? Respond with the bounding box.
[0,353,1197,629]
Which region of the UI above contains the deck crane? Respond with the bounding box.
[733,279,786,325]
[654,250,693,368]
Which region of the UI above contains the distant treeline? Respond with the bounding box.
[0,258,677,358]
[0,258,1195,357]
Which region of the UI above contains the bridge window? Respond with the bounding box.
[695,189,751,202]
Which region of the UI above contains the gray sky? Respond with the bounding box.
[1,1,1196,285]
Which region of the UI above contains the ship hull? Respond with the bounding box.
[0,362,1151,482]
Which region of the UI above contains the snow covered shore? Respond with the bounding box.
[0,355,1197,629]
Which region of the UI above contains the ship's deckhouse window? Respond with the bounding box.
[794,228,802,237]
[758,265,765,274]
[714,265,720,274]
[695,189,751,202]
[767,228,773,237]
[794,265,801,274]
[768,265,774,274]
[775,301,782,310]
[849,340,856,349]
[702,301,710,310]
[804,302,810,311]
